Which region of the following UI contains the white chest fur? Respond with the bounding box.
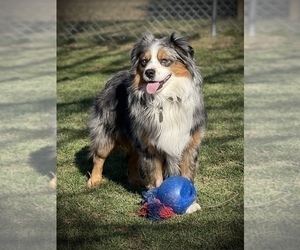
[156,99,193,157]
[153,78,196,159]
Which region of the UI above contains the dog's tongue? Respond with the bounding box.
[146,82,160,94]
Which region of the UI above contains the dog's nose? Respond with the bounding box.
[145,69,155,79]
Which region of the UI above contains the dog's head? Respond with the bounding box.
[130,33,199,95]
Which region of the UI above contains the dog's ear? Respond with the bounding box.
[169,32,194,59]
[131,34,155,65]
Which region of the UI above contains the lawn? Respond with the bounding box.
[0,34,56,249]
[244,33,300,249]
[57,33,243,249]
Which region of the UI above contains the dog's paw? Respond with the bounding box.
[86,177,102,188]
[48,172,56,189]
[185,202,201,214]
[49,176,56,189]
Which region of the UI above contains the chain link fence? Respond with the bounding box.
[0,0,55,44]
[2,1,299,43]
[57,0,244,43]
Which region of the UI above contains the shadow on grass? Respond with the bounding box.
[58,54,130,83]
[57,39,132,85]
[29,145,56,178]
[75,146,146,194]
[204,65,244,84]
[57,199,243,249]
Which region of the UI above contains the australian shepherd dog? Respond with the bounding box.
[88,33,205,213]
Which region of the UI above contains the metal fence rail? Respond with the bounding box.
[57,0,244,42]
[2,1,299,43]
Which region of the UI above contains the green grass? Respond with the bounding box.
[0,34,56,249]
[57,33,243,249]
[244,34,300,249]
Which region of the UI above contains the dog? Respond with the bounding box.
[88,33,205,213]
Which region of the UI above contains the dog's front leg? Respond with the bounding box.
[180,128,204,182]
[87,155,105,188]
[127,149,144,186]
[87,143,115,188]
[140,152,164,189]
[179,128,204,214]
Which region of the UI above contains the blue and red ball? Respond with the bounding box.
[140,176,198,220]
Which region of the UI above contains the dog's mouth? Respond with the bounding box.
[145,74,172,95]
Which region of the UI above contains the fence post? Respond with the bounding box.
[248,0,257,36]
[211,0,218,36]
[237,0,244,20]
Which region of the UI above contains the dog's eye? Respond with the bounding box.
[140,59,147,67]
[160,58,171,66]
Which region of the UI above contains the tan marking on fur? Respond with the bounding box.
[134,66,145,88]
[145,156,164,189]
[170,61,191,77]
[134,51,151,88]
[153,157,164,187]
[88,130,154,189]
[142,50,151,61]
[116,136,144,186]
[87,142,115,188]
[133,50,152,88]
[158,48,190,77]
[141,132,157,155]
[157,49,169,61]
[180,129,204,181]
